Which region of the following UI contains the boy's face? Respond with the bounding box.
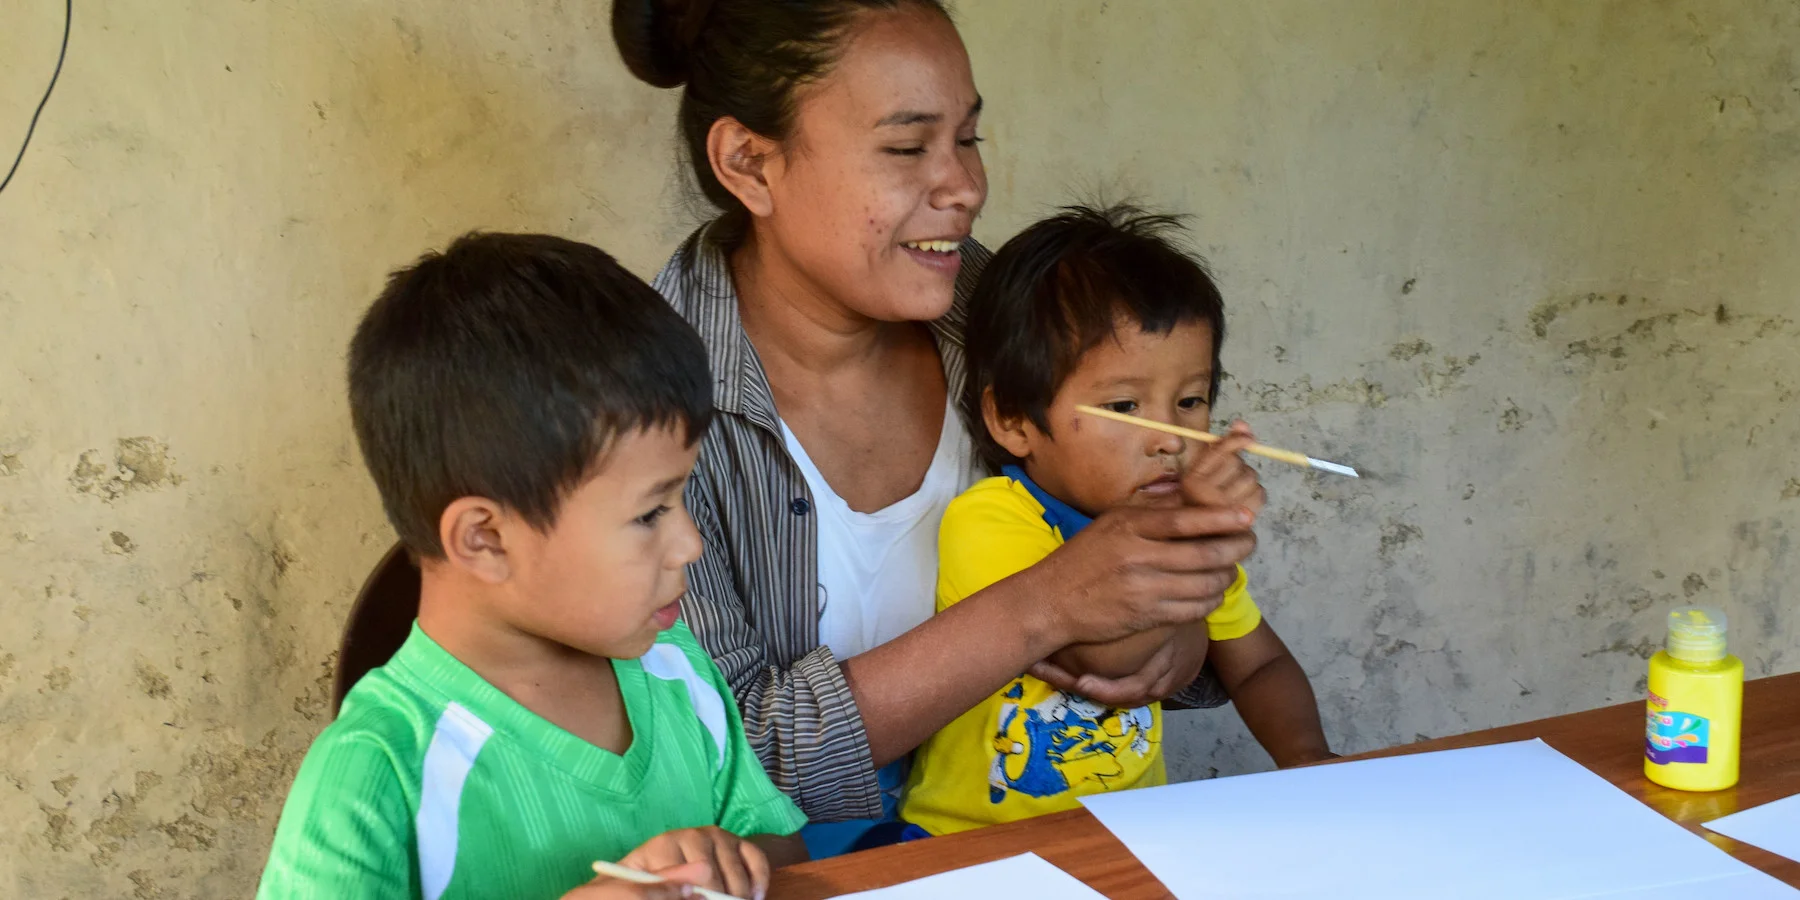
[994,319,1216,517]
[502,425,704,660]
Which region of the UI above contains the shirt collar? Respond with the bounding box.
[1002,464,1093,539]
[651,224,778,432]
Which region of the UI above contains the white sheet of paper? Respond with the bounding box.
[1565,872,1800,900]
[1706,792,1800,864]
[1079,739,1798,899]
[830,852,1106,899]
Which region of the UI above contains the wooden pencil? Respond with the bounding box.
[589,860,747,900]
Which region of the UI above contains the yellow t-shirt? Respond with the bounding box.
[900,474,1261,836]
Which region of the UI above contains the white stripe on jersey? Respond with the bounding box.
[640,643,728,771]
[417,702,494,900]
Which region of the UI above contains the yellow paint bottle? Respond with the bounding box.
[1644,606,1742,791]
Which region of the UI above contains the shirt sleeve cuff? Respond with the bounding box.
[742,645,885,822]
[1164,665,1231,710]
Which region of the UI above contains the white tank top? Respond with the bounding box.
[778,399,979,660]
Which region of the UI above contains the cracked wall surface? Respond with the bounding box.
[3,0,1797,893]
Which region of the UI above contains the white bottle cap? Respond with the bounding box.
[1666,606,1728,663]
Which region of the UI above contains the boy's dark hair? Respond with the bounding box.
[962,203,1226,472]
[348,232,714,559]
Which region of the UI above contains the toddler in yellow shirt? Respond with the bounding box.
[901,204,1331,837]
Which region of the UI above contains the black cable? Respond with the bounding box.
[0,0,72,196]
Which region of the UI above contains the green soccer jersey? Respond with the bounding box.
[257,621,806,900]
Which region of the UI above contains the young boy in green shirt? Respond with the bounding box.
[258,234,806,900]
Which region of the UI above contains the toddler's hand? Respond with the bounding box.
[1181,421,1265,518]
[620,827,770,900]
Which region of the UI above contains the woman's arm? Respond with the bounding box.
[845,502,1256,768]
[685,467,1256,813]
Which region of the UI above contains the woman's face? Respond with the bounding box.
[760,4,987,323]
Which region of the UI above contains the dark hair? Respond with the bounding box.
[963,204,1227,472]
[612,0,949,236]
[347,232,714,559]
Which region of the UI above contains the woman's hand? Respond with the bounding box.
[614,827,771,900]
[1025,424,1263,705]
[561,861,713,900]
[1024,502,1256,648]
[839,422,1259,768]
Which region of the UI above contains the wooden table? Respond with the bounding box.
[772,672,1800,898]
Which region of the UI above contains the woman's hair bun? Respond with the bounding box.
[612,0,716,89]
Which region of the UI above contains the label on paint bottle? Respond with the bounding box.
[1645,691,1710,765]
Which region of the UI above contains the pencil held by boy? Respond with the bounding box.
[901,205,1332,836]
[257,234,805,900]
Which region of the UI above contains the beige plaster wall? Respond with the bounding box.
[0,0,1794,894]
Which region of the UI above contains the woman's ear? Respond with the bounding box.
[707,117,780,218]
[982,387,1035,461]
[438,497,512,584]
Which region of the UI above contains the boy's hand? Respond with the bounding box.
[563,861,712,899]
[1182,421,1265,515]
[620,827,770,900]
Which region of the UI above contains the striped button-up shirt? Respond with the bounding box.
[652,222,1227,822]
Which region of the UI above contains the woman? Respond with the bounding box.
[611,0,1261,849]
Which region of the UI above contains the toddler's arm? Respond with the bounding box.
[1208,621,1333,766]
[1049,626,1183,680]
